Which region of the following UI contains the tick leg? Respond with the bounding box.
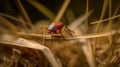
[60,32,65,40]
[65,26,74,36]
[57,29,65,40]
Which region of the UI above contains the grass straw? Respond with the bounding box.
[17,29,120,40]
[91,4,120,24]
[0,16,19,33]
[0,12,25,24]
[105,0,113,64]
[65,9,76,23]
[16,0,33,28]
[0,38,61,67]
[87,40,96,67]
[84,0,96,67]
[108,0,112,26]
[91,14,120,24]
[27,0,55,21]
[93,0,109,54]
[0,12,30,31]
[113,5,120,16]
[91,5,120,25]
[104,0,120,65]
[85,0,89,31]
[53,0,71,22]
[95,0,109,32]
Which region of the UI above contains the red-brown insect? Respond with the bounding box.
[48,22,64,34]
[48,21,74,36]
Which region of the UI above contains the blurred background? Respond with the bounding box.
[0,0,119,23]
[0,0,120,67]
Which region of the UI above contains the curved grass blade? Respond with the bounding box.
[0,16,19,33]
[27,0,55,20]
[16,0,33,28]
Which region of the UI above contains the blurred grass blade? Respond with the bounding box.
[91,4,120,24]
[95,0,109,33]
[93,0,109,55]
[27,0,55,20]
[113,5,120,16]
[100,0,109,20]
[17,30,120,40]
[87,40,96,67]
[105,0,113,65]
[65,8,76,23]
[16,0,33,28]
[0,37,61,67]
[91,14,120,24]
[53,0,71,22]
[68,10,93,30]
[108,0,112,29]
[0,12,25,24]
[0,16,19,33]
[0,12,30,32]
[85,0,96,67]
[85,0,89,32]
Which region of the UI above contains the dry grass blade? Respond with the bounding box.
[108,0,112,27]
[85,0,89,31]
[68,10,93,30]
[113,5,120,16]
[93,0,109,55]
[86,40,96,67]
[91,14,120,24]
[91,4,120,25]
[53,0,71,22]
[0,12,22,23]
[84,0,96,67]
[95,0,109,32]
[0,38,61,67]
[65,9,76,23]
[0,16,19,33]
[104,0,113,65]
[0,12,29,31]
[16,0,33,28]
[17,30,120,40]
[27,0,55,20]
[0,0,120,67]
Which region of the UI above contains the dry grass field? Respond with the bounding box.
[0,0,120,67]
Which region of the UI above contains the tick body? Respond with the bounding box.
[48,22,64,34]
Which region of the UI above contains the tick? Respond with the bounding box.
[48,21,74,36]
[48,22,64,34]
